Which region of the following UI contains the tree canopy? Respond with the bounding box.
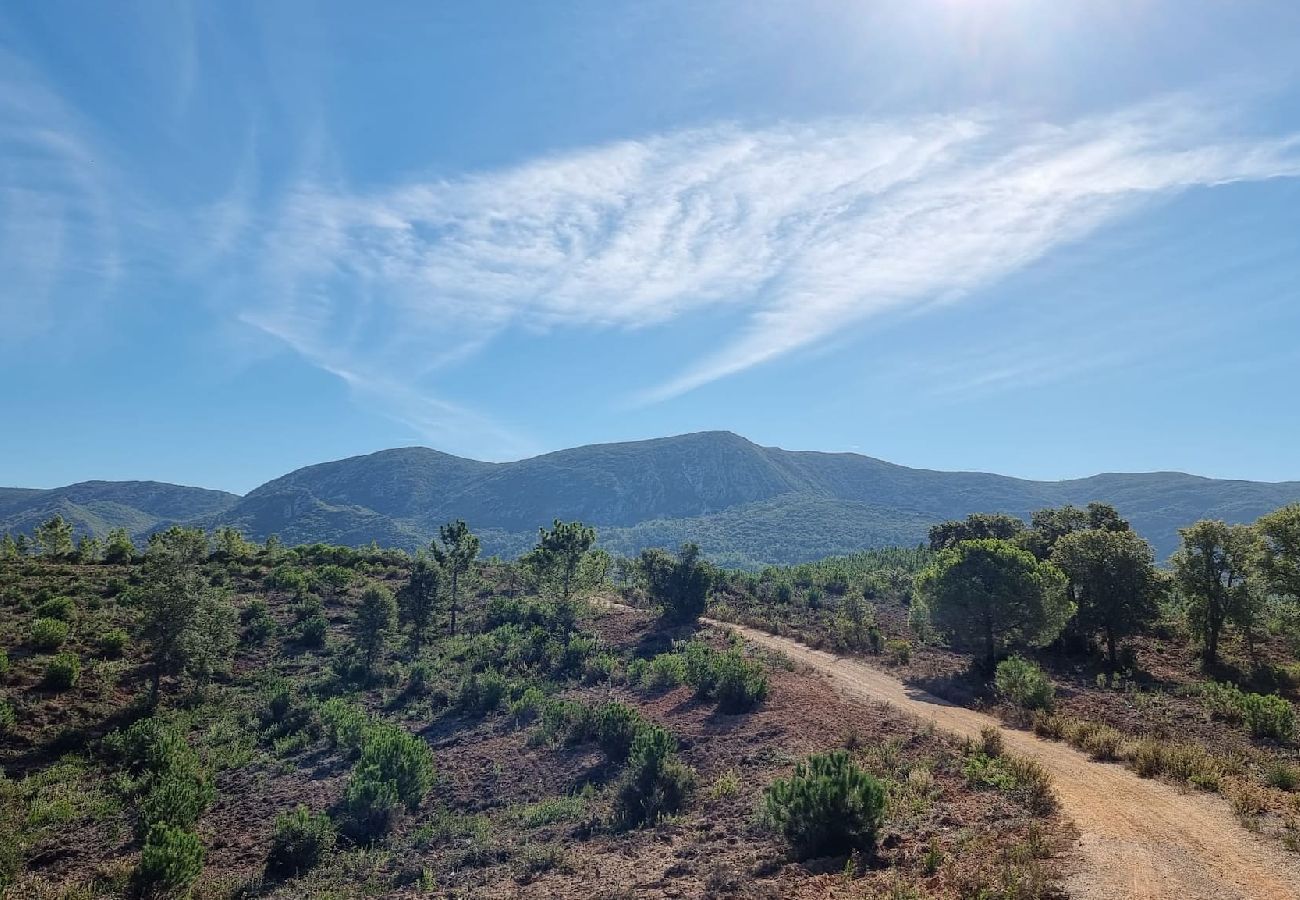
[917,538,1071,669]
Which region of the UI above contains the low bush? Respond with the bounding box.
[0,648,8,679]
[96,627,128,657]
[591,702,645,760]
[995,656,1055,711]
[709,650,769,713]
[0,701,14,734]
[457,669,508,714]
[135,824,203,894]
[885,639,912,665]
[36,596,76,622]
[30,617,70,652]
[1239,693,1295,742]
[138,770,216,832]
[267,805,336,875]
[645,653,687,690]
[294,614,328,648]
[1266,763,1300,792]
[319,699,374,756]
[355,725,435,809]
[614,726,694,828]
[340,771,400,842]
[44,652,81,690]
[764,749,886,859]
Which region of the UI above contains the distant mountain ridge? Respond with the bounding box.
[4,432,1299,566]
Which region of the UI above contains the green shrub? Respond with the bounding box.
[0,648,9,679]
[645,653,686,690]
[457,669,508,714]
[1240,693,1295,741]
[30,617,70,652]
[241,601,276,646]
[36,595,76,622]
[267,805,336,875]
[319,699,374,756]
[710,650,769,713]
[96,627,129,657]
[44,652,81,690]
[136,824,203,893]
[0,701,14,734]
[355,725,434,809]
[294,614,328,648]
[764,749,887,859]
[591,702,645,760]
[340,770,400,841]
[995,656,1055,711]
[614,726,694,828]
[885,639,912,665]
[508,686,548,724]
[139,770,216,832]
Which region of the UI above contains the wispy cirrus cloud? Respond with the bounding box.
[239,98,1300,420]
[0,51,122,344]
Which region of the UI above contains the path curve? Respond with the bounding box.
[709,618,1300,900]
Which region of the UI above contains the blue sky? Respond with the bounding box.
[3,0,1299,494]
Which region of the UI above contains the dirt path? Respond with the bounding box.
[710,618,1300,900]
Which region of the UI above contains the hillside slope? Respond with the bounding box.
[5,432,1299,564]
[0,481,239,544]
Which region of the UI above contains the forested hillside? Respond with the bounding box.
[4,432,1299,566]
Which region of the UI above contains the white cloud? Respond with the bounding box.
[243,98,1300,419]
[0,52,121,343]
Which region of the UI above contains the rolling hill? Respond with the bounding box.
[4,432,1299,565]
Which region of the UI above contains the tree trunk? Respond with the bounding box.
[1106,627,1117,669]
[449,572,458,637]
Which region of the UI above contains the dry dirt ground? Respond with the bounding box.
[711,618,1300,900]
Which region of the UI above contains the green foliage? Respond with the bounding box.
[294,613,328,647]
[355,725,435,809]
[36,595,77,622]
[641,542,714,624]
[96,627,129,657]
[0,647,9,679]
[34,514,75,559]
[764,749,887,858]
[614,726,694,827]
[139,529,237,704]
[44,652,81,690]
[354,583,398,673]
[1256,504,1300,601]
[268,805,336,875]
[103,527,136,564]
[30,617,70,652]
[319,699,375,756]
[457,669,509,714]
[708,649,769,712]
[399,555,441,653]
[341,771,401,842]
[589,702,646,760]
[1172,520,1258,666]
[240,600,276,646]
[0,701,15,734]
[1240,692,1295,741]
[138,770,216,831]
[917,539,1072,668]
[995,656,1056,711]
[431,519,480,637]
[1052,527,1161,665]
[928,513,1024,551]
[532,519,598,600]
[136,824,203,893]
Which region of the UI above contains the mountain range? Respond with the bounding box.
[4,431,1298,567]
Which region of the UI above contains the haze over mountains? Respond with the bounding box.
[4,432,1298,567]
